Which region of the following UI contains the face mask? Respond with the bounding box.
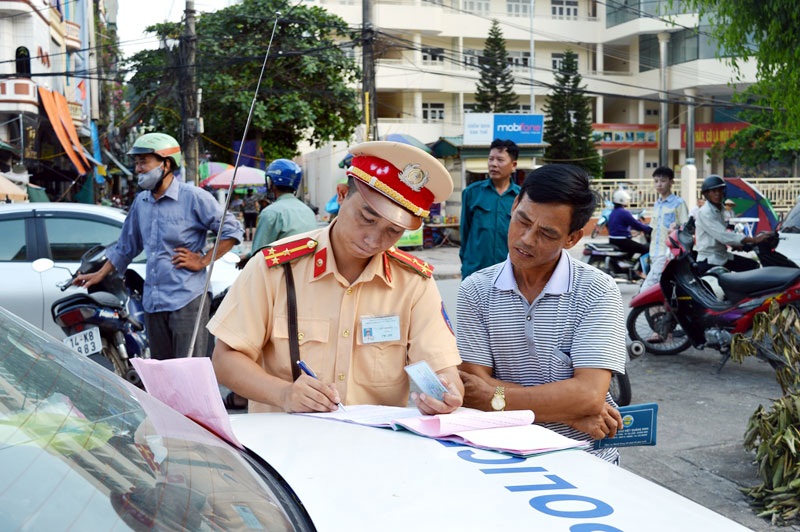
[137,164,164,191]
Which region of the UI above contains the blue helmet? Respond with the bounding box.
[267,159,302,190]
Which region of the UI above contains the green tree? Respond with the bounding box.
[682,0,800,135]
[541,50,602,178]
[474,20,519,113]
[124,0,361,162]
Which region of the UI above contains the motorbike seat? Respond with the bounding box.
[53,291,126,313]
[585,242,627,256]
[716,267,800,302]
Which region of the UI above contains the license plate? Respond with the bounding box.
[63,327,102,356]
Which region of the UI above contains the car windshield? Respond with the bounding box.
[781,199,800,233]
[0,308,306,530]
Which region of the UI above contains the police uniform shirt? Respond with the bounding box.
[207,221,460,413]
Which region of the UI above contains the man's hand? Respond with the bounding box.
[412,374,462,415]
[172,247,206,271]
[459,369,495,410]
[72,260,114,290]
[565,403,623,440]
[280,374,343,413]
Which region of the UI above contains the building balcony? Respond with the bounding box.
[65,21,81,51]
[0,78,39,116]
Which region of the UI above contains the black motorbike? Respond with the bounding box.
[48,244,149,385]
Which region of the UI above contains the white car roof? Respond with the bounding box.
[233,413,747,531]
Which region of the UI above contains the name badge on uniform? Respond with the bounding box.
[361,315,401,344]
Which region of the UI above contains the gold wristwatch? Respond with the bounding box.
[490,386,506,411]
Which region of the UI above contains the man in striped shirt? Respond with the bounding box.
[457,164,627,463]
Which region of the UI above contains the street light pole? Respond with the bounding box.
[181,0,199,184]
[529,0,535,112]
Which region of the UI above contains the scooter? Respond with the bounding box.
[590,200,614,238]
[37,244,150,385]
[626,218,800,371]
[583,210,649,282]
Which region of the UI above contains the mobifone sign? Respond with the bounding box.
[463,113,545,145]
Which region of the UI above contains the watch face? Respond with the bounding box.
[491,394,505,411]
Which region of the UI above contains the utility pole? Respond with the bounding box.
[181,0,199,184]
[362,0,377,141]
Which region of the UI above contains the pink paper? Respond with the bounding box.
[131,358,243,449]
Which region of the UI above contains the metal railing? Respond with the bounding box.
[591,177,800,217]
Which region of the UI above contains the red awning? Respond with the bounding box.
[38,87,88,175]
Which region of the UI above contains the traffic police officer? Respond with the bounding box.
[209,141,464,414]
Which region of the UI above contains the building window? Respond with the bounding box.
[508,51,531,70]
[645,162,658,169]
[464,103,479,114]
[463,49,482,69]
[464,0,490,15]
[507,0,530,17]
[16,47,31,77]
[551,52,565,71]
[551,0,578,18]
[422,47,445,65]
[423,103,445,123]
[645,108,659,116]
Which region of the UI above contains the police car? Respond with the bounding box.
[0,305,749,530]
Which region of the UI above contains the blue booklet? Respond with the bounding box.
[593,403,658,449]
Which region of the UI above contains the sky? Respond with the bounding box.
[116,0,235,58]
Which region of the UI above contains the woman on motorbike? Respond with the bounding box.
[608,189,652,256]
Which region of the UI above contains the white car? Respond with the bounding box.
[0,305,749,531]
[0,203,239,339]
[777,198,800,266]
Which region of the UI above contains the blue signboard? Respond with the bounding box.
[463,113,545,145]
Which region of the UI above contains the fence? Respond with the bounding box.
[592,177,800,218]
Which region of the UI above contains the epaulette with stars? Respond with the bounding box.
[261,237,318,268]
[385,246,434,279]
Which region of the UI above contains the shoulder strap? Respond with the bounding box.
[283,263,302,381]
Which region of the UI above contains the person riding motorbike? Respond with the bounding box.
[607,189,651,257]
[694,175,773,276]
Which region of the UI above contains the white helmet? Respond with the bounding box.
[612,189,631,206]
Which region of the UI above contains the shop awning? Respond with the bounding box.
[38,87,88,175]
[102,148,133,177]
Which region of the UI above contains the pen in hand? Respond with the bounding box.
[297,360,346,412]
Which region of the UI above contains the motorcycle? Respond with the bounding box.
[583,210,649,282]
[37,244,150,385]
[626,218,800,371]
[590,200,614,238]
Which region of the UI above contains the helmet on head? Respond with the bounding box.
[266,159,302,190]
[701,175,726,193]
[612,189,631,206]
[127,133,182,169]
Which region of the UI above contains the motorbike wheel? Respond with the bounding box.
[626,302,691,356]
[99,337,129,379]
[610,371,631,406]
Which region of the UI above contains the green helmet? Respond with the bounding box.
[127,133,182,168]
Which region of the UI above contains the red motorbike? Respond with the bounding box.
[626,217,800,370]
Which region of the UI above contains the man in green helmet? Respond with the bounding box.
[74,132,244,359]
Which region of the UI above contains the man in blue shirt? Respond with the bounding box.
[75,133,243,359]
[459,139,521,278]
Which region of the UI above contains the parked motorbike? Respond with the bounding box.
[626,218,800,371]
[38,244,150,385]
[583,210,649,282]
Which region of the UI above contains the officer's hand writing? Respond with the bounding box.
[281,374,342,413]
[172,247,206,271]
[411,375,462,415]
[566,403,622,440]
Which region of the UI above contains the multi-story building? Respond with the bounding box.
[0,0,115,200]
[301,0,757,216]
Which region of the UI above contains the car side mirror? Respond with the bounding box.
[32,258,55,273]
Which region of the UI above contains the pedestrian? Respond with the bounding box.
[607,188,651,257]
[457,164,626,464]
[695,175,772,275]
[241,189,259,241]
[640,166,689,292]
[74,132,243,359]
[209,141,464,414]
[459,139,521,279]
[723,198,737,227]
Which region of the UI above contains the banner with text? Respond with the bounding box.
[680,122,748,149]
[463,113,545,145]
[592,124,658,149]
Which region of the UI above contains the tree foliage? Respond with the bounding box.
[541,50,602,178]
[474,20,519,113]
[682,0,800,135]
[124,0,362,161]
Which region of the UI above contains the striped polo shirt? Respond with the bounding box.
[456,251,627,463]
